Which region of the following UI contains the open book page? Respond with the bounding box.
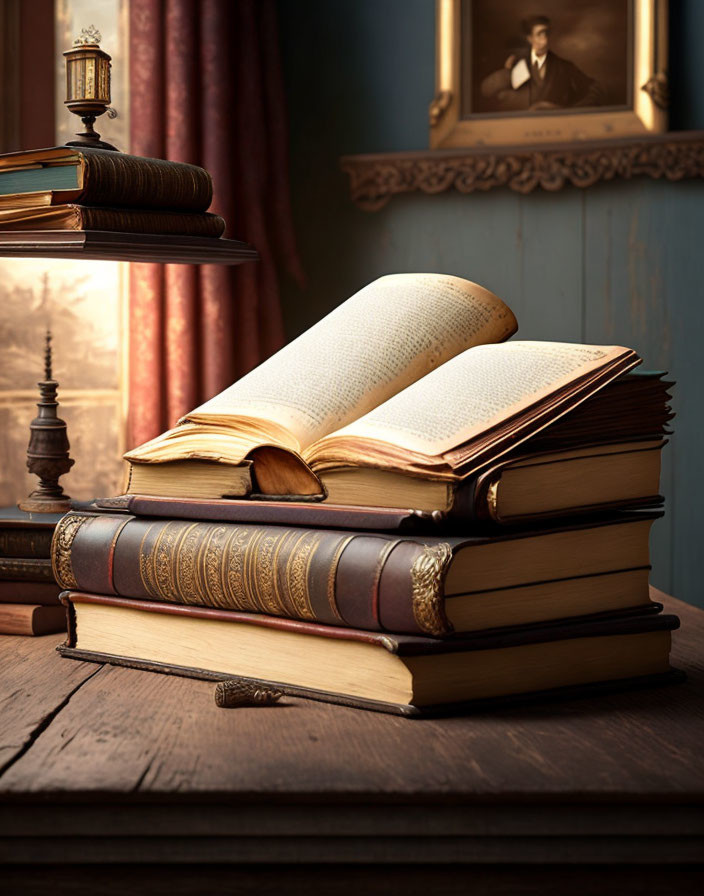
[305,342,639,465]
[181,274,517,452]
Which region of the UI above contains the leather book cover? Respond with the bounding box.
[0,146,213,212]
[0,205,226,237]
[52,509,662,637]
[59,592,684,717]
[0,580,61,605]
[0,506,63,558]
[0,556,54,583]
[95,494,441,532]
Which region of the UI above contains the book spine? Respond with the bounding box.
[0,528,54,558]
[78,207,226,237]
[79,151,213,212]
[51,512,455,636]
[0,556,55,582]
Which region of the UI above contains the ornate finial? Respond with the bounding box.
[44,330,53,381]
[17,332,74,514]
[641,72,669,110]
[214,679,283,708]
[73,25,102,46]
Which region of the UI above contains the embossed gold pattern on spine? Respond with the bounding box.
[410,542,454,636]
[486,480,500,522]
[51,513,90,590]
[137,522,345,622]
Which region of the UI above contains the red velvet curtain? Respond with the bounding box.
[127,0,303,449]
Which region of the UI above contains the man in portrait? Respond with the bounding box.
[480,14,604,112]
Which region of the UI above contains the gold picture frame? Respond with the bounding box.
[430,0,668,148]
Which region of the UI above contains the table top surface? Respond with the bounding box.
[1,588,702,805]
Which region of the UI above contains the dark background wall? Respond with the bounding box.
[277,0,704,609]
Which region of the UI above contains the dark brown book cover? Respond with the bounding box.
[0,602,65,635]
[95,494,440,532]
[0,205,226,237]
[0,506,63,558]
[0,580,61,605]
[97,488,664,531]
[58,592,683,716]
[52,509,660,637]
[0,146,213,212]
[0,556,54,583]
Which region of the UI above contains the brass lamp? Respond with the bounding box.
[64,25,118,151]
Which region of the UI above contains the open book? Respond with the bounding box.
[124,274,666,515]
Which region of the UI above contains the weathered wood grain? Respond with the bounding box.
[2,865,703,896]
[0,634,100,773]
[0,593,702,799]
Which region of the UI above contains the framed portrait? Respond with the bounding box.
[430,0,668,148]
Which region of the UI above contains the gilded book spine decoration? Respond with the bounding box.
[50,512,458,636]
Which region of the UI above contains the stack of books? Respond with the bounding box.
[51,274,681,715]
[0,146,224,237]
[0,508,64,635]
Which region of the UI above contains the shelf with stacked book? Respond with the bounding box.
[0,146,260,264]
[0,230,259,264]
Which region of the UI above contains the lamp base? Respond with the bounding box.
[65,113,120,152]
[65,137,119,151]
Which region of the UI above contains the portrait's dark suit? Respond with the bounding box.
[516,50,603,108]
[480,50,604,112]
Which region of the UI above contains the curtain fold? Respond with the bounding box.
[127,0,300,449]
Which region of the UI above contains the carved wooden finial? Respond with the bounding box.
[17,329,74,513]
[44,329,53,381]
[214,679,283,708]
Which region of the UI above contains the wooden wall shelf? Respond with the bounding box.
[341,131,704,211]
[0,231,259,264]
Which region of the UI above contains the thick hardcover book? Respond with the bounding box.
[0,506,63,558]
[0,146,212,212]
[52,509,659,637]
[0,205,226,237]
[59,592,683,716]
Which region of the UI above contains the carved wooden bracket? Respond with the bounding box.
[341,131,704,211]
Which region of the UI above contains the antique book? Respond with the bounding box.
[0,602,65,635]
[0,506,64,558]
[0,580,61,605]
[0,146,212,212]
[122,274,667,504]
[123,435,666,519]
[59,592,681,715]
[0,205,226,237]
[0,556,54,583]
[52,510,658,636]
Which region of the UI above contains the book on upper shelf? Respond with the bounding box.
[122,273,672,518]
[0,146,212,212]
[0,205,226,237]
[59,591,681,715]
[52,509,660,637]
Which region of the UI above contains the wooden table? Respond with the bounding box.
[1,588,703,895]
